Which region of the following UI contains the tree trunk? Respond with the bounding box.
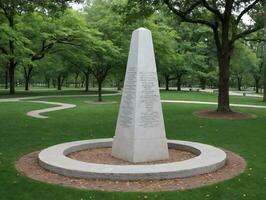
[92,79,95,88]
[45,76,50,88]
[176,75,181,91]
[4,68,8,89]
[263,65,266,102]
[24,65,33,91]
[52,79,56,88]
[217,51,231,112]
[47,79,50,88]
[7,15,16,94]
[255,78,259,94]
[237,77,242,91]
[25,77,29,91]
[98,81,102,102]
[165,75,169,91]
[57,75,62,90]
[74,72,79,88]
[263,3,266,101]
[116,79,122,91]
[9,62,15,95]
[200,78,206,90]
[85,73,89,92]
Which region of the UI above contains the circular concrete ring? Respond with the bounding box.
[38,138,226,181]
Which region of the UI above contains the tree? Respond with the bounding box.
[231,42,259,91]
[162,0,264,112]
[90,40,120,101]
[142,14,181,91]
[84,0,123,101]
[0,0,83,94]
[250,58,263,93]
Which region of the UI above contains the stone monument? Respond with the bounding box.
[38,27,227,182]
[111,27,169,163]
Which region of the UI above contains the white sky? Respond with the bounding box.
[70,2,84,10]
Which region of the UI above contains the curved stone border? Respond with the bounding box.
[16,150,246,192]
[26,101,76,119]
[38,138,226,181]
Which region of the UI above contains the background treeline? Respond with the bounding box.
[0,0,264,100]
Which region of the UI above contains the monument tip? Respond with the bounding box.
[134,27,150,32]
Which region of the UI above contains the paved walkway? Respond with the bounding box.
[26,101,76,119]
[1,93,266,119]
[0,93,120,119]
[161,100,266,109]
[160,87,263,98]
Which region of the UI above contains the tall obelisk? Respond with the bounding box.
[112,28,169,163]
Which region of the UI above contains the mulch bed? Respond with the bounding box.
[68,147,195,165]
[16,149,246,192]
[193,110,257,120]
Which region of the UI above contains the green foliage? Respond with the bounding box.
[0,0,263,93]
[231,42,259,87]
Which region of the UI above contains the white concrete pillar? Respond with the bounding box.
[112,28,169,163]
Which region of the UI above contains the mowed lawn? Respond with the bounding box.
[0,90,266,200]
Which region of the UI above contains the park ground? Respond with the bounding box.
[0,88,266,200]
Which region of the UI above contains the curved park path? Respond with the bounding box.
[1,93,266,119]
[0,93,120,119]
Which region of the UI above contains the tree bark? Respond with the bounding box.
[4,67,8,89]
[85,73,89,92]
[255,78,259,94]
[7,13,16,94]
[200,78,206,90]
[263,64,266,102]
[74,72,79,88]
[98,81,102,102]
[8,61,15,94]
[176,75,182,91]
[237,76,242,91]
[57,75,62,90]
[165,74,169,91]
[47,79,50,88]
[25,77,29,91]
[52,79,56,88]
[216,15,233,112]
[217,49,232,112]
[45,76,50,88]
[23,65,33,91]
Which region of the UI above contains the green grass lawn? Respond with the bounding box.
[0,90,266,200]
[0,87,118,98]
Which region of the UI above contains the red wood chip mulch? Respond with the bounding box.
[16,148,246,192]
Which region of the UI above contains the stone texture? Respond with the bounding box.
[111,27,169,163]
[38,138,227,181]
[19,149,244,192]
